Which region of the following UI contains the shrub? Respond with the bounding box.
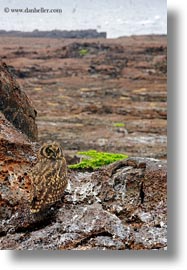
[68,150,128,170]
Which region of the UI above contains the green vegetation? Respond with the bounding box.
[79,48,89,56]
[68,150,128,170]
[113,122,125,127]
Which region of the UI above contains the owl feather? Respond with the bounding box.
[30,142,68,213]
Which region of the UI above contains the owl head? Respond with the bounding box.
[39,142,64,160]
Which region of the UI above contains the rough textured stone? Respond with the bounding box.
[0,112,38,232]
[0,35,167,250]
[0,145,167,249]
[0,61,38,141]
[0,35,167,159]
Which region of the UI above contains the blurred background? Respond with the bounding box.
[1,0,167,37]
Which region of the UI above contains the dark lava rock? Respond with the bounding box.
[0,112,39,233]
[0,61,38,141]
[0,147,167,249]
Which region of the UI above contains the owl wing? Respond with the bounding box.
[30,161,50,213]
[30,158,67,213]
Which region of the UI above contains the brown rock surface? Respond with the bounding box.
[0,35,167,250]
[0,108,167,249]
[0,112,36,232]
[0,35,167,159]
[0,155,167,250]
[0,61,38,141]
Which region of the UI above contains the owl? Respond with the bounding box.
[30,142,68,213]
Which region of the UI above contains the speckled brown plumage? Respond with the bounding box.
[29,142,68,213]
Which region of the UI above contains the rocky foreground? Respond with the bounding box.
[0,35,167,250]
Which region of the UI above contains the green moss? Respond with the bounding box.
[68,150,128,170]
[79,48,89,56]
[113,122,125,127]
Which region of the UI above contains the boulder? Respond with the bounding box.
[0,61,38,141]
[0,151,167,250]
[0,112,38,233]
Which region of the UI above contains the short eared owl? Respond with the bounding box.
[30,142,68,213]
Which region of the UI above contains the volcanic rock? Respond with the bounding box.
[0,112,39,232]
[0,35,167,250]
[0,107,167,249]
[0,154,167,250]
[0,61,38,141]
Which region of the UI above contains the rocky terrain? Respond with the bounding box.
[0,114,167,250]
[0,35,167,250]
[0,35,167,159]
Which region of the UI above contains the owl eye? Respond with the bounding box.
[46,147,53,155]
[40,143,63,159]
[56,147,61,155]
[45,147,56,158]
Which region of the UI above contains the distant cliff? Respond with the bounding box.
[0,29,107,38]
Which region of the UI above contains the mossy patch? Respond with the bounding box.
[79,48,89,56]
[68,150,128,170]
[113,122,125,127]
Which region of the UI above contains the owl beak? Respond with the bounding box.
[51,151,57,158]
